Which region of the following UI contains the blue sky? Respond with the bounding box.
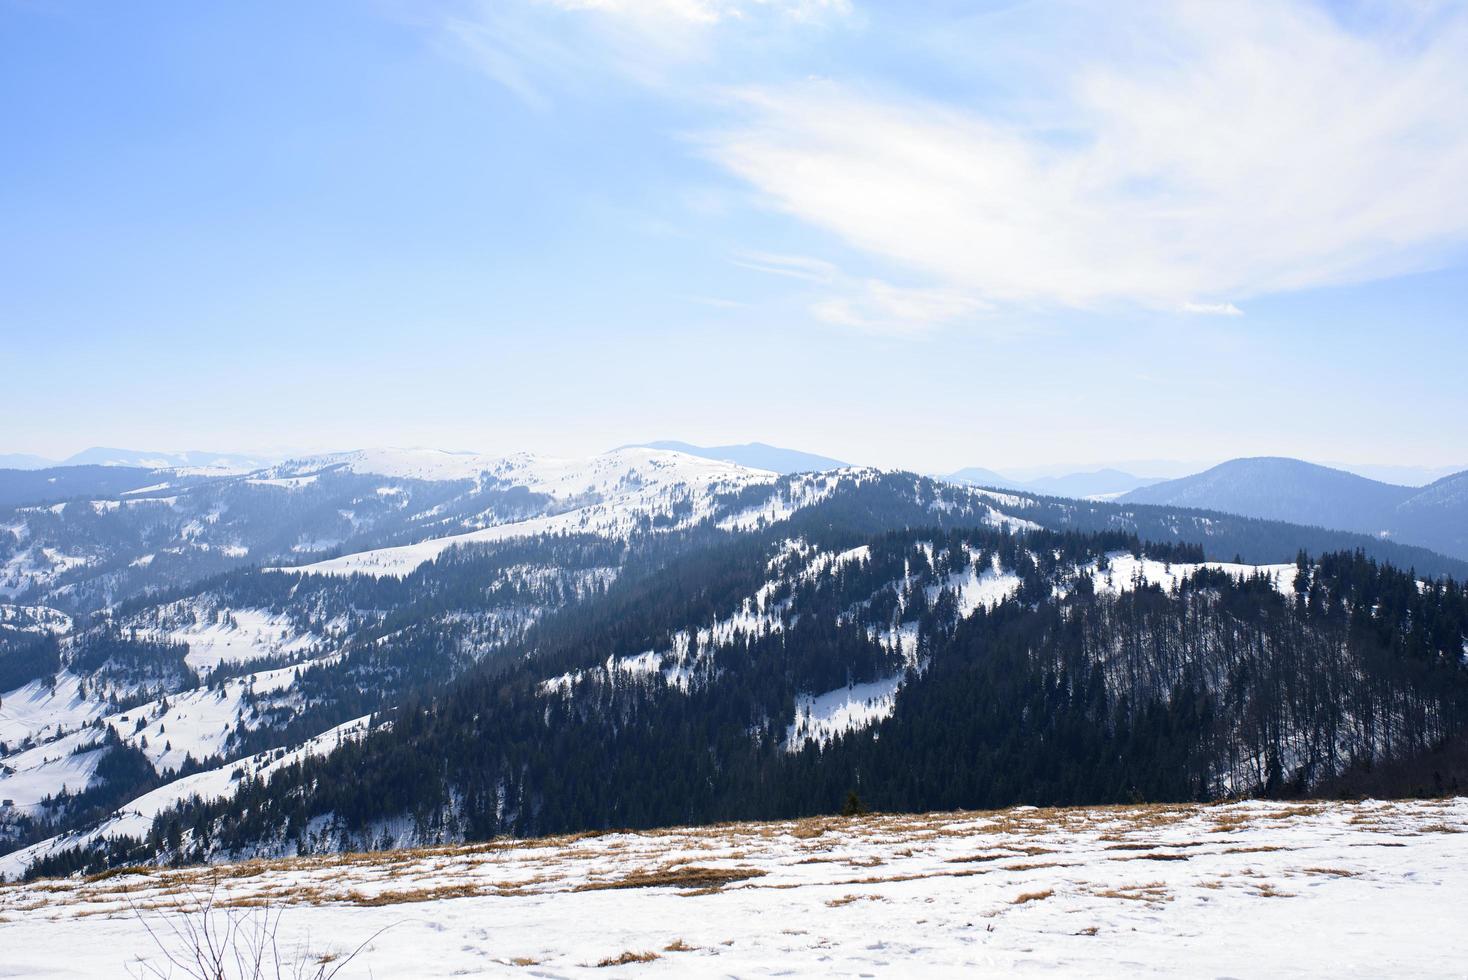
[4,0,1467,474]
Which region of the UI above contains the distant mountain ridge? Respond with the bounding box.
[945,467,1163,499]
[0,448,277,471]
[621,441,850,474]
[1121,457,1468,561]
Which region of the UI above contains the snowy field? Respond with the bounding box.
[1,797,1464,978]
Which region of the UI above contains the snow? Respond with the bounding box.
[120,482,172,496]
[786,675,904,750]
[276,509,591,578]
[0,674,104,750]
[0,546,92,597]
[273,448,777,579]
[2,797,1464,977]
[244,474,319,490]
[1090,553,1300,597]
[0,603,73,634]
[716,471,847,532]
[0,729,105,812]
[928,553,1022,618]
[135,604,321,674]
[0,714,373,880]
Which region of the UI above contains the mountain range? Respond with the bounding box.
[0,445,1466,882]
[946,466,1164,499]
[0,448,276,472]
[1121,457,1468,561]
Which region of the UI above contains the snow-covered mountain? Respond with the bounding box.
[0,447,779,611]
[621,440,850,474]
[4,448,1468,882]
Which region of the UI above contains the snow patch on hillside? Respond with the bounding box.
[1,714,374,881]
[1090,553,1300,597]
[786,675,904,750]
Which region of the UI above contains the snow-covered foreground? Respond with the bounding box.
[2,797,1464,978]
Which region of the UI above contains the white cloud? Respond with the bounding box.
[701,1,1468,311]
[1182,302,1243,317]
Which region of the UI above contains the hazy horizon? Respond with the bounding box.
[3,439,1464,489]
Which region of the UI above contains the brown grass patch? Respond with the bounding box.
[663,938,697,952]
[83,865,154,883]
[1114,852,1191,862]
[826,893,885,907]
[341,882,484,906]
[595,950,659,967]
[1011,889,1054,905]
[946,852,1011,864]
[576,866,767,892]
[1089,881,1171,903]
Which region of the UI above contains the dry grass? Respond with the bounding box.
[663,938,697,952]
[1004,861,1075,872]
[339,882,485,906]
[509,956,540,966]
[826,893,885,908]
[575,866,767,892]
[945,852,1012,864]
[83,865,155,883]
[595,950,660,967]
[1011,889,1055,905]
[1114,852,1191,862]
[1089,881,1171,903]
[1300,867,1357,878]
[790,821,831,840]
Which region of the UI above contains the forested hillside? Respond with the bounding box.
[5,453,1467,881]
[26,511,1468,877]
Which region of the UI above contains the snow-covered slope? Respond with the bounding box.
[3,797,1464,978]
[274,448,776,578]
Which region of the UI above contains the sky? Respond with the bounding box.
[4,0,1467,475]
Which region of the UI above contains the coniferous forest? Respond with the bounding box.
[26,482,1468,877]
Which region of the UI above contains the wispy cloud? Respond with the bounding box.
[701,2,1468,312]
[734,251,987,334]
[440,0,850,106]
[542,0,851,24]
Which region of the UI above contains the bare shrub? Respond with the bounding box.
[126,881,390,980]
